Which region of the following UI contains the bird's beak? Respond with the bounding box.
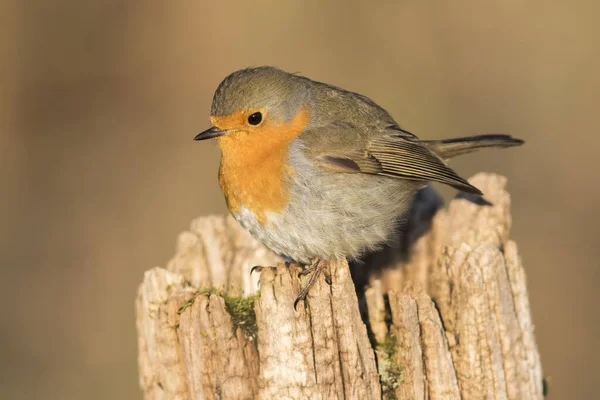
[194,126,228,141]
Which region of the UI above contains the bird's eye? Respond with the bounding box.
[247,112,262,125]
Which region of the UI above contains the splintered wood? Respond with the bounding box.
[136,173,543,400]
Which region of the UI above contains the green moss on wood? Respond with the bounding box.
[223,291,260,340]
[177,287,260,340]
[376,332,403,399]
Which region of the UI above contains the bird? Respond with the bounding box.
[194,66,523,308]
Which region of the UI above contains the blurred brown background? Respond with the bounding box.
[1,1,598,399]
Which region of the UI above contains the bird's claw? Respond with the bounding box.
[250,265,278,275]
[250,265,263,275]
[293,294,304,311]
[324,270,332,285]
[297,268,313,278]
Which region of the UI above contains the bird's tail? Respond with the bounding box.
[421,134,524,159]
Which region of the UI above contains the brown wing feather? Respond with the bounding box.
[367,135,482,194]
[303,125,482,195]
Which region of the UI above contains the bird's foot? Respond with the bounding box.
[250,261,291,275]
[294,258,327,310]
[298,257,324,276]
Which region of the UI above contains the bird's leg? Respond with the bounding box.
[294,258,326,310]
[297,257,321,277]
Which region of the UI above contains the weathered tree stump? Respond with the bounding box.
[136,173,544,399]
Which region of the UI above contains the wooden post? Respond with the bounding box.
[136,173,544,399]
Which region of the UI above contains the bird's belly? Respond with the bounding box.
[231,173,418,264]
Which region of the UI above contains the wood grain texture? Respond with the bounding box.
[136,173,543,399]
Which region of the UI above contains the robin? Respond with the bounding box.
[195,66,523,308]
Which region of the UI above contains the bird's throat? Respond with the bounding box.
[216,108,309,224]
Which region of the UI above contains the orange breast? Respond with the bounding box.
[215,108,309,224]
